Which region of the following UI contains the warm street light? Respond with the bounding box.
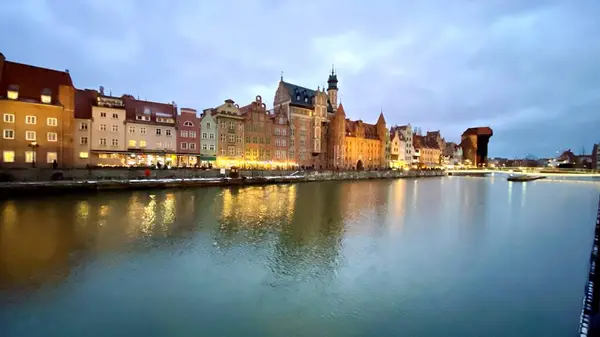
[28,141,39,168]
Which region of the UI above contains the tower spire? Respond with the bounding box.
[280,70,284,81]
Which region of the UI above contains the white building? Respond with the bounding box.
[199,108,217,167]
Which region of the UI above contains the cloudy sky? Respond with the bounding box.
[1,0,599,158]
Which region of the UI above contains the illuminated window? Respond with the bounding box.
[236,148,242,156]
[47,132,58,142]
[41,88,52,103]
[7,86,18,100]
[46,152,57,163]
[128,140,136,147]
[140,141,147,148]
[3,114,14,123]
[3,129,14,139]
[25,151,34,163]
[79,152,89,159]
[25,131,36,141]
[3,151,15,163]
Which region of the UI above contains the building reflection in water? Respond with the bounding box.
[458,178,489,244]
[387,180,407,233]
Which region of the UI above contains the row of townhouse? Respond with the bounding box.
[1,52,460,170]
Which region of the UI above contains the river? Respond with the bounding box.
[1,177,599,337]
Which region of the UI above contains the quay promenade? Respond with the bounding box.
[0,168,444,199]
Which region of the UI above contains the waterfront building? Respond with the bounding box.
[444,142,463,166]
[0,53,75,168]
[198,108,217,167]
[177,108,200,167]
[123,96,177,167]
[273,71,333,169]
[460,127,493,167]
[414,134,441,167]
[213,99,244,168]
[73,89,95,167]
[390,127,407,169]
[87,89,128,166]
[239,95,274,169]
[394,124,414,166]
[270,106,291,168]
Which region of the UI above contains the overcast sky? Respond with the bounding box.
[1,0,599,158]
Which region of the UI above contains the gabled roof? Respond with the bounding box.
[0,60,73,104]
[282,81,316,108]
[122,96,177,123]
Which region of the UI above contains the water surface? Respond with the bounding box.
[1,177,599,337]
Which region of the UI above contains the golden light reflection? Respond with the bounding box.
[521,182,527,208]
[76,201,90,221]
[1,201,17,230]
[162,193,176,227]
[388,180,407,232]
[141,196,157,235]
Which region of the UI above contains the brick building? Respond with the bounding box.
[213,99,244,168]
[239,95,273,168]
[177,108,199,167]
[0,53,75,168]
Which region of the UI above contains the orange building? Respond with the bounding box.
[239,95,273,168]
[0,53,75,168]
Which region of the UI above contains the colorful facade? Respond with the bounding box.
[0,53,75,168]
[239,95,273,169]
[214,99,244,168]
[177,108,200,167]
[199,109,217,167]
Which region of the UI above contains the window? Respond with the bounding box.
[80,137,88,145]
[47,132,57,142]
[189,131,196,138]
[202,143,208,150]
[183,121,194,127]
[202,132,207,139]
[252,136,257,143]
[3,129,14,139]
[156,128,162,136]
[220,134,226,142]
[100,112,107,117]
[25,116,36,124]
[166,129,172,137]
[46,152,57,163]
[25,151,34,163]
[166,142,172,149]
[236,148,242,156]
[111,125,118,132]
[209,133,215,139]
[189,143,196,150]
[100,124,107,131]
[25,131,36,141]
[221,148,226,155]
[3,151,15,163]
[128,140,136,147]
[181,130,188,137]
[129,126,135,134]
[79,152,89,159]
[228,122,235,131]
[228,134,235,143]
[266,137,270,145]
[80,122,88,130]
[275,139,280,147]
[99,138,107,146]
[236,136,242,143]
[228,146,235,156]
[181,142,188,149]
[206,122,211,128]
[7,88,18,100]
[136,115,150,121]
[275,128,281,136]
[140,140,147,148]
[156,141,162,148]
[112,113,119,119]
[46,117,58,126]
[140,128,147,135]
[111,139,119,147]
[209,144,215,151]
[3,114,14,123]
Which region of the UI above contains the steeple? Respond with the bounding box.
[327,65,338,90]
[377,110,386,125]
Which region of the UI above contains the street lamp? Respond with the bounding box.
[28,141,39,168]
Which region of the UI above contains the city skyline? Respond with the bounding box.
[1,0,599,158]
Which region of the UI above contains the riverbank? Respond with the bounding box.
[0,170,444,199]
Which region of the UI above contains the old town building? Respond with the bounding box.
[239,95,274,168]
[177,108,200,167]
[73,89,95,167]
[123,96,177,167]
[199,108,217,167]
[271,106,291,168]
[390,127,407,169]
[89,89,128,166]
[0,53,75,168]
[273,71,334,169]
[444,142,463,166]
[213,99,244,168]
[413,134,441,167]
[394,124,414,166]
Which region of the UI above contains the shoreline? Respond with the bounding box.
[579,194,600,336]
[0,170,445,199]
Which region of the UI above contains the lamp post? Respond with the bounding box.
[28,141,39,168]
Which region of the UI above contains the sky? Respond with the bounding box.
[1,0,599,158]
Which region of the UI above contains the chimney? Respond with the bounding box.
[0,52,5,83]
[65,69,69,74]
[99,86,104,95]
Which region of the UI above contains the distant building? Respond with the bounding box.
[390,126,407,168]
[0,52,75,168]
[213,99,244,168]
[593,144,599,169]
[239,95,274,169]
[198,109,217,167]
[414,134,441,167]
[461,127,493,167]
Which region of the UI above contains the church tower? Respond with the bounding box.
[327,66,338,111]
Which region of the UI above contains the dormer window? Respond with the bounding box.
[7,85,19,100]
[296,95,300,100]
[41,88,52,104]
[304,97,308,103]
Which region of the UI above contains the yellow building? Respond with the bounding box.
[414,135,441,167]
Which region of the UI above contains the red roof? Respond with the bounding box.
[463,127,493,136]
[74,89,97,119]
[0,60,73,104]
[123,96,176,123]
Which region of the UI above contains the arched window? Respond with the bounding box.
[183,121,194,127]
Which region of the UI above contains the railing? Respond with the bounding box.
[579,195,600,336]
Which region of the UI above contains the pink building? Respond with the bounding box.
[177,108,200,167]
